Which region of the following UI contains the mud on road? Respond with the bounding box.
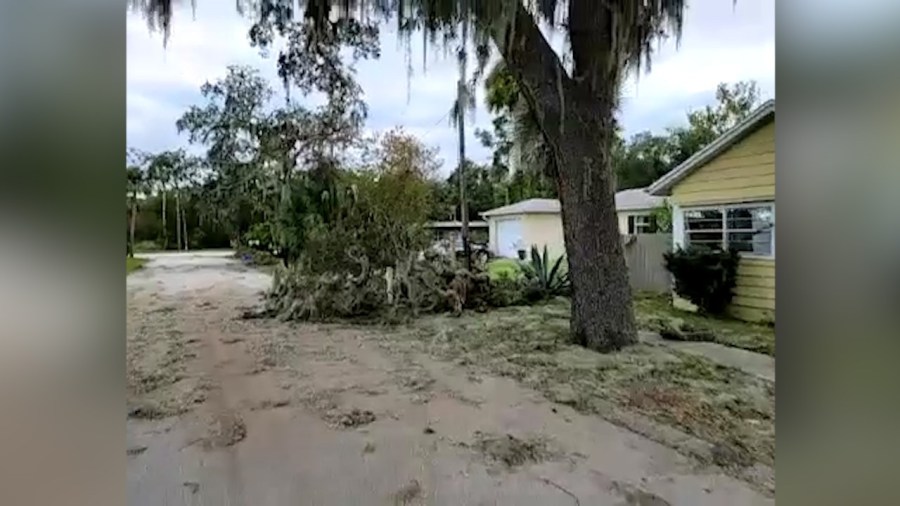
[127,251,772,505]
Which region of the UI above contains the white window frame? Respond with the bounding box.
[680,201,775,259]
[627,213,656,235]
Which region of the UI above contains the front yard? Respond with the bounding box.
[487,256,774,356]
[389,296,775,492]
[635,293,775,356]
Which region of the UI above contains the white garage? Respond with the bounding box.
[480,198,564,259]
[493,217,523,258]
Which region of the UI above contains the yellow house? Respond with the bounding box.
[648,99,775,322]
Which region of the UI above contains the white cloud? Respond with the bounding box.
[127,0,774,173]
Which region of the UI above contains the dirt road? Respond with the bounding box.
[127,251,772,505]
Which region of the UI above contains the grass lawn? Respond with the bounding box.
[127,256,147,274]
[393,299,774,482]
[634,293,775,356]
[486,258,522,280]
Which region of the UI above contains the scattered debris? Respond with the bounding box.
[329,408,376,429]
[183,481,200,495]
[710,440,754,469]
[423,427,435,435]
[392,479,422,505]
[539,477,580,506]
[362,441,376,455]
[126,445,148,456]
[204,413,247,448]
[472,432,558,470]
[252,398,290,411]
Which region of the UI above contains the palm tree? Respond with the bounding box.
[147,153,172,250]
[126,165,146,258]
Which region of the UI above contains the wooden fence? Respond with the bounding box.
[622,233,672,293]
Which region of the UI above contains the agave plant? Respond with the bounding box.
[521,245,570,299]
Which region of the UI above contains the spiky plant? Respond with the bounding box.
[521,245,570,299]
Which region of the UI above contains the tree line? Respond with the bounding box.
[128,65,761,255]
[434,78,762,221]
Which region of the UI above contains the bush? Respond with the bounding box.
[520,246,570,301]
[663,245,740,315]
[486,271,527,307]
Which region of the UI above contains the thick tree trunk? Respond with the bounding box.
[556,106,636,350]
[484,0,636,350]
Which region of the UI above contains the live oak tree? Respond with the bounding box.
[135,0,687,351]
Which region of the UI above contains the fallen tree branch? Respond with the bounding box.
[539,477,580,505]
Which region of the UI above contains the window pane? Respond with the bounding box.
[728,206,774,231]
[726,205,774,255]
[727,230,772,255]
[687,231,724,248]
[685,209,723,230]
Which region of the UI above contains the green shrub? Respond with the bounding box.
[486,271,526,307]
[521,246,570,301]
[663,245,740,315]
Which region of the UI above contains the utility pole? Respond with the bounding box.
[456,4,472,270]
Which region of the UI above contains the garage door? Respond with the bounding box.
[495,218,523,258]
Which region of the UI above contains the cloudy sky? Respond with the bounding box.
[127,1,774,175]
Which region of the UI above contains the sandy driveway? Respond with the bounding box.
[126,251,772,505]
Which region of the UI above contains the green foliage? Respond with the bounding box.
[485,272,526,308]
[126,257,147,274]
[298,128,438,274]
[520,246,570,301]
[486,258,521,281]
[614,81,762,191]
[650,201,673,233]
[663,246,741,316]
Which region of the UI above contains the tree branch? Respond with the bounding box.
[483,2,572,148]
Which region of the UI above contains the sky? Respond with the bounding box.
[127,1,775,175]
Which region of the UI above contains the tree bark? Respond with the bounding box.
[555,106,636,351]
[484,1,636,350]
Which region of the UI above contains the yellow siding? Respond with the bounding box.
[672,259,775,323]
[522,214,566,260]
[670,118,776,323]
[672,122,775,206]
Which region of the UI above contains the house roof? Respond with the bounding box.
[480,198,561,218]
[615,187,665,211]
[480,189,663,218]
[648,99,776,196]
[428,221,488,228]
